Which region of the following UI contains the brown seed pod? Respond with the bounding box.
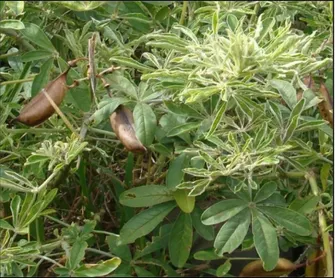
[15,58,86,127]
[318,82,333,128]
[15,69,70,126]
[110,105,147,153]
[239,258,296,277]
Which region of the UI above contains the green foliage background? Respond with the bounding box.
[0,1,333,277]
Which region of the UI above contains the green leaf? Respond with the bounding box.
[212,10,219,34]
[133,266,155,277]
[106,73,137,99]
[252,211,279,271]
[68,86,91,112]
[119,185,174,207]
[166,153,189,190]
[201,199,248,225]
[257,17,275,43]
[21,23,56,51]
[258,206,312,236]
[0,19,25,30]
[110,56,154,72]
[206,101,227,138]
[0,219,14,230]
[119,202,175,244]
[320,163,331,191]
[21,50,54,62]
[173,189,195,213]
[216,260,232,277]
[31,58,54,97]
[73,257,121,277]
[191,206,214,241]
[227,14,239,32]
[284,98,306,142]
[166,122,200,137]
[69,240,87,270]
[10,195,21,228]
[253,182,277,203]
[289,196,320,214]
[106,234,132,262]
[92,97,128,125]
[214,209,250,255]
[168,212,193,268]
[134,224,171,260]
[134,102,157,146]
[269,80,297,110]
[193,249,222,260]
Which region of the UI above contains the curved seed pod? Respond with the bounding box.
[15,58,86,127]
[16,69,70,126]
[318,82,333,128]
[239,258,295,277]
[110,105,147,153]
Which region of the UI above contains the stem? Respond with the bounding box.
[0,51,21,60]
[179,1,188,25]
[88,127,116,138]
[86,247,114,258]
[35,171,58,192]
[306,170,333,277]
[0,77,35,86]
[6,128,67,134]
[36,255,64,268]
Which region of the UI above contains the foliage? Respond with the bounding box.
[0,1,333,277]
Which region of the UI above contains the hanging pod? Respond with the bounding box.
[15,58,85,126]
[110,105,147,153]
[318,82,333,128]
[239,258,296,277]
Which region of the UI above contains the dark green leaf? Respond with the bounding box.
[168,212,193,268]
[119,202,175,244]
[69,240,87,270]
[258,205,312,236]
[191,206,214,241]
[21,23,55,51]
[119,185,174,207]
[201,199,248,225]
[134,102,157,146]
[166,153,189,190]
[253,182,277,203]
[252,211,279,271]
[214,209,250,255]
[31,58,54,97]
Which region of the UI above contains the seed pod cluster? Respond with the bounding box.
[239,258,296,277]
[110,105,147,153]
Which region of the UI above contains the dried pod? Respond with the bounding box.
[110,105,147,153]
[239,258,295,277]
[15,69,70,126]
[318,82,333,128]
[15,58,86,126]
